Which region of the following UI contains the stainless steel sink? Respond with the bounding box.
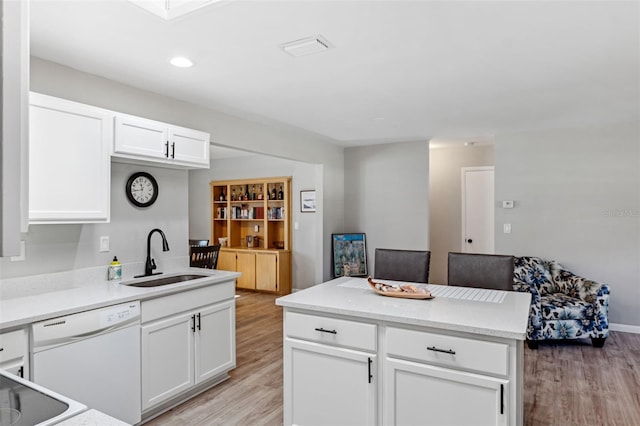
[121,274,208,288]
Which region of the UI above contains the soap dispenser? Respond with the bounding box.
[108,256,122,281]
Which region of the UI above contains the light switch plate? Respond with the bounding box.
[99,236,110,252]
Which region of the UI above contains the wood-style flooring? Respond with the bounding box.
[148,291,640,426]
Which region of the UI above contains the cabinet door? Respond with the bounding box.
[217,250,237,272]
[141,312,195,410]
[255,252,278,292]
[284,339,377,426]
[29,93,112,223]
[236,252,256,290]
[169,125,210,167]
[114,114,168,160]
[195,300,236,383]
[385,358,508,426]
[0,328,29,378]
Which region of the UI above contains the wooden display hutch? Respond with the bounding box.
[211,177,292,295]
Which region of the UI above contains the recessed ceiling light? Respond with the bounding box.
[170,56,193,68]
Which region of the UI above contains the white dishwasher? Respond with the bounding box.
[31,301,141,425]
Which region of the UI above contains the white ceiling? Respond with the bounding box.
[30,0,639,148]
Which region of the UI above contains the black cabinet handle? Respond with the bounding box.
[197,312,201,330]
[368,357,373,383]
[314,327,337,334]
[466,238,473,243]
[165,141,169,158]
[191,314,196,332]
[500,384,504,414]
[18,366,24,378]
[0,347,4,352]
[171,142,175,159]
[427,346,456,355]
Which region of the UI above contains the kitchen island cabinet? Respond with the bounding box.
[276,277,531,426]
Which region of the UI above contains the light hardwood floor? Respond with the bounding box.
[148,291,640,426]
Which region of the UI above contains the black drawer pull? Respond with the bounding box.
[314,327,337,334]
[427,346,456,355]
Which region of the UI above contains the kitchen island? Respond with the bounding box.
[276,277,531,426]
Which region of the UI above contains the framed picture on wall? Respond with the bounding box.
[331,233,368,278]
[300,190,316,212]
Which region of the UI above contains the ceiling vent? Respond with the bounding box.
[280,35,333,57]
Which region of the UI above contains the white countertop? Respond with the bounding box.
[276,277,531,340]
[56,409,131,426]
[0,265,240,330]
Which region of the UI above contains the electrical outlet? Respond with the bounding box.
[99,236,110,252]
[503,223,512,234]
[502,200,514,209]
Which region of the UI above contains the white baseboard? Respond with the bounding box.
[610,322,640,334]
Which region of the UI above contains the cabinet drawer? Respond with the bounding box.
[386,327,508,376]
[142,281,235,323]
[285,311,376,352]
[0,329,27,363]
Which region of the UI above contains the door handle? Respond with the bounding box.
[197,312,201,331]
[165,141,169,158]
[171,142,175,159]
[368,357,373,383]
[191,314,196,332]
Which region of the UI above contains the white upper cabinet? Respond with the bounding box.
[114,113,210,169]
[29,93,112,224]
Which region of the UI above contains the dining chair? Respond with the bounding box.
[447,252,514,291]
[374,248,431,283]
[190,244,221,269]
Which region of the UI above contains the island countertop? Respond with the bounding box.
[276,277,531,340]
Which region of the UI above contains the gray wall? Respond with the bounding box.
[189,152,323,289]
[0,58,345,281]
[495,121,640,327]
[344,141,429,277]
[0,162,188,278]
[429,144,494,284]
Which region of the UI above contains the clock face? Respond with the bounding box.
[126,172,158,207]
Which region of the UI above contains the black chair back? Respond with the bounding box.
[190,244,221,269]
[447,252,514,291]
[374,248,430,283]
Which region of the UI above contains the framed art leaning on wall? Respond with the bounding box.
[332,233,368,278]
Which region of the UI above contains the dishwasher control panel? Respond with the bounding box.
[100,302,140,328]
[32,301,141,351]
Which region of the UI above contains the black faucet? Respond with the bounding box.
[136,228,170,277]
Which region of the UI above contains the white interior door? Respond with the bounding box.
[461,167,494,254]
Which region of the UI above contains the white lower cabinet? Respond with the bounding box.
[0,328,29,378]
[283,310,521,426]
[385,358,508,426]
[141,283,235,412]
[286,340,377,426]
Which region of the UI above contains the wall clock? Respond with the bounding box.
[126,172,158,207]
